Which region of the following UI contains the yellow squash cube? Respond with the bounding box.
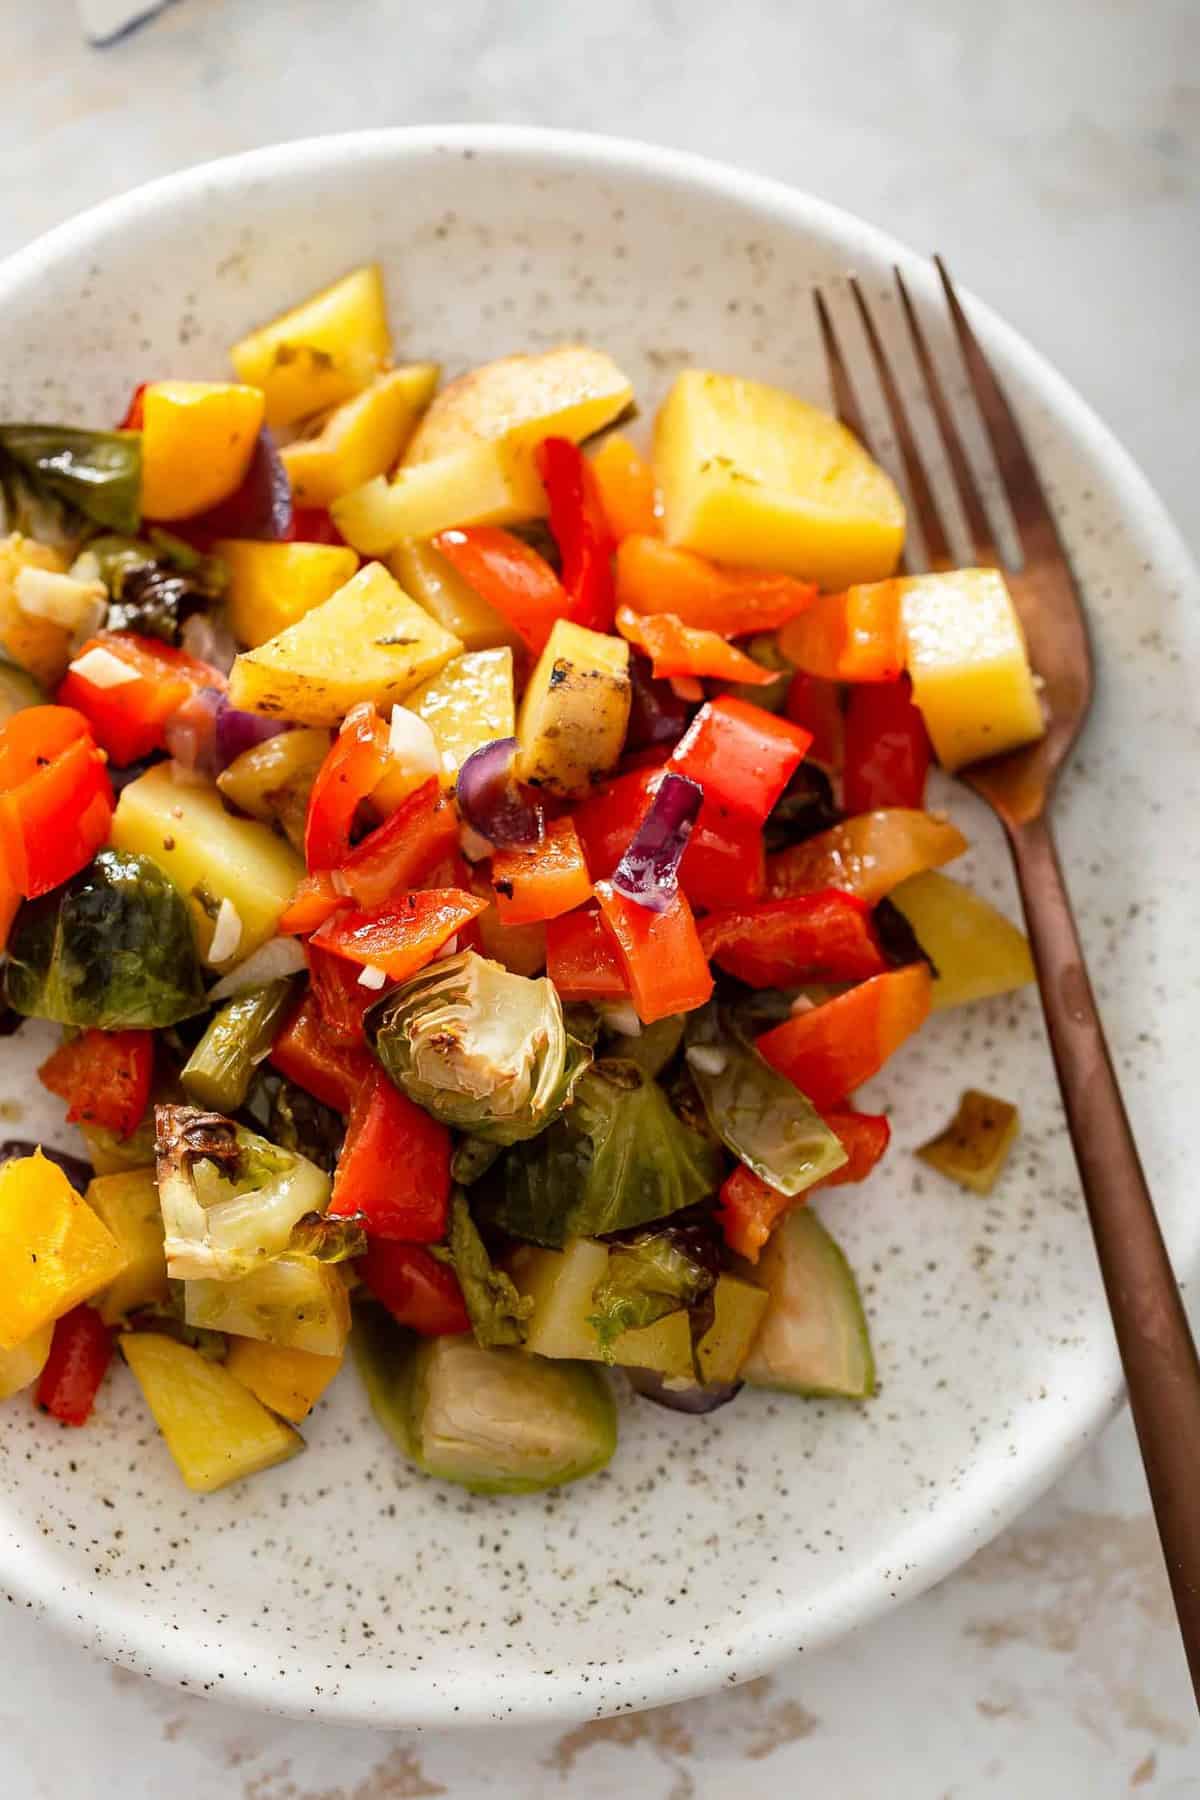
[227,560,461,725]
[889,870,1035,1011]
[389,540,522,652]
[0,1320,53,1400]
[110,762,305,964]
[402,345,633,465]
[121,1332,303,1493]
[332,442,546,555]
[140,381,265,521]
[654,369,906,588]
[217,540,360,649]
[281,364,439,506]
[0,534,72,686]
[516,619,630,797]
[230,264,391,427]
[85,1168,168,1326]
[406,648,515,780]
[0,1152,128,1350]
[225,1337,343,1423]
[898,568,1044,770]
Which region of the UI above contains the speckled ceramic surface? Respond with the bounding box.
[0,127,1196,1730]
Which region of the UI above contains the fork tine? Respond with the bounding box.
[812,287,872,446]
[934,255,1064,566]
[847,276,951,571]
[893,265,1000,568]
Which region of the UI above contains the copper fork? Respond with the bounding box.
[814,259,1200,1705]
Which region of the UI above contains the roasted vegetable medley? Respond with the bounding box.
[0,263,1039,1493]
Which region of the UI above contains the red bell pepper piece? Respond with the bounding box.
[573,767,658,879]
[433,526,568,656]
[491,817,593,926]
[118,382,147,431]
[544,906,630,1000]
[757,964,932,1110]
[285,506,344,545]
[303,702,390,871]
[669,696,811,827]
[38,1029,153,1137]
[573,764,765,910]
[699,890,887,988]
[615,536,818,635]
[594,881,713,1024]
[717,1110,890,1260]
[35,1304,113,1426]
[329,1067,450,1241]
[269,991,373,1112]
[279,871,343,936]
[310,887,487,981]
[785,673,844,772]
[842,675,931,814]
[590,435,659,541]
[536,436,616,634]
[336,776,458,907]
[58,633,225,767]
[615,605,774,686]
[778,581,904,684]
[359,1240,470,1336]
[306,943,377,1046]
[0,706,113,911]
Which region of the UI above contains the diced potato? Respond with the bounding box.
[654,369,906,588]
[898,568,1044,770]
[140,381,265,521]
[230,264,391,428]
[216,726,331,854]
[85,1168,168,1325]
[406,648,515,781]
[184,1254,351,1358]
[0,534,73,686]
[889,870,1034,1010]
[0,1151,128,1350]
[515,619,630,798]
[402,345,633,466]
[281,364,440,506]
[227,560,461,725]
[121,1332,303,1492]
[917,1089,1020,1195]
[111,762,305,964]
[225,1336,343,1423]
[389,540,522,652]
[332,443,546,555]
[217,540,359,649]
[0,1320,53,1400]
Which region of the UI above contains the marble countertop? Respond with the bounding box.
[2,1,1198,1792]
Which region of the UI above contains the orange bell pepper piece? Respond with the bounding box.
[756,965,932,1110]
[615,535,817,635]
[593,881,713,1025]
[490,817,593,926]
[778,580,904,683]
[310,887,487,982]
[590,434,659,540]
[766,809,967,907]
[544,906,630,1000]
[615,605,774,686]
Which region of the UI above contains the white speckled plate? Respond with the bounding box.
[0,127,1197,1729]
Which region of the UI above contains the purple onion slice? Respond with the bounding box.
[214,704,290,769]
[610,771,703,912]
[626,1367,743,1414]
[625,653,694,751]
[188,430,293,542]
[165,688,291,778]
[456,738,544,852]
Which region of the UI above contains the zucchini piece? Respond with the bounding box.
[739,1209,875,1398]
[121,1331,303,1492]
[353,1307,616,1494]
[916,1089,1019,1195]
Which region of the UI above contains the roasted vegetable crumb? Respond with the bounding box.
[915,1089,1019,1195]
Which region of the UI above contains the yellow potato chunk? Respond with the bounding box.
[402,345,633,466]
[406,647,515,781]
[225,1337,343,1423]
[516,619,630,798]
[230,264,391,427]
[0,1152,128,1350]
[280,364,440,506]
[0,534,72,686]
[85,1168,168,1326]
[654,369,906,588]
[0,1320,53,1400]
[121,1332,303,1493]
[217,540,360,649]
[140,381,265,520]
[899,568,1044,770]
[890,870,1034,1010]
[332,442,546,555]
[111,762,304,964]
[227,560,461,725]
[389,540,522,652]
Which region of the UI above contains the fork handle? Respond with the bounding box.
[1008,812,1200,1705]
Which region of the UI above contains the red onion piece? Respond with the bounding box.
[181,609,238,675]
[625,652,693,751]
[0,1139,93,1194]
[215,704,289,769]
[164,685,225,776]
[625,1367,743,1414]
[455,738,544,851]
[186,430,293,542]
[611,771,703,912]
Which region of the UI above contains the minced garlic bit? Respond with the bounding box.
[66,644,139,688]
[207,897,244,966]
[686,1044,727,1077]
[388,703,441,772]
[357,963,389,990]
